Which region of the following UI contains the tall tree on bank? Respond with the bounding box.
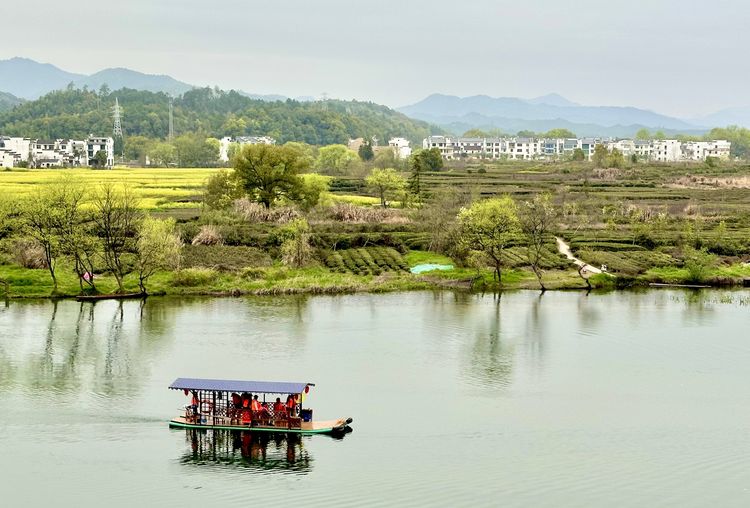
[234,144,310,208]
[93,184,142,293]
[365,168,406,208]
[21,191,62,292]
[519,193,556,291]
[458,197,521,284]
[136,216,183,294]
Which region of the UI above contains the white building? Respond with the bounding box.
[388,137,412,159]
[422,135,731,163]
[681,140,731,161]
[0,136,31,167]
[219,136,232,163]
[651,139,682,162]
[86,136,115,168]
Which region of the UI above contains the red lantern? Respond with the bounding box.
[183,389,189,396]
[304,385,310,394]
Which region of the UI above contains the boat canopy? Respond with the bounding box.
[169,378,313,395]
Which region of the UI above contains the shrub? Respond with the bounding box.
[191,225,224,246]
[233,198,300,223]
[683,248,717,283]
[12,238,47,268]
[172,268,218,287]
[182,245,272,271]
[240,267,269,280]
[328,203,409,224]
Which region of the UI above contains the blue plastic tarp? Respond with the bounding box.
[169,378,311,394]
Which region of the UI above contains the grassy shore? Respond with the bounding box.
[2,160,750,300]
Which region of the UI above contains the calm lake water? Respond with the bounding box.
[1,290,749,507]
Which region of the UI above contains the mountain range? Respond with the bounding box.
[2,57,750,137]
[0,57,307,103]
[396,93,748,137]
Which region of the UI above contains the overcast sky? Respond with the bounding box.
[2,0,748,117]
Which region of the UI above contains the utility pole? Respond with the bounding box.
[168,97,175,141]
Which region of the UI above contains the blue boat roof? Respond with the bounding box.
[169,378,313,394]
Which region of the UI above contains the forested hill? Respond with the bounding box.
[0,87,438,145]
[0,91,24,113]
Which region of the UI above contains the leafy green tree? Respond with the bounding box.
[124,135,154,164]
[635,128,650,140]
[409,148,444,172]
[607,148,625,168]
[93,150,108,168]
[571,148,586,161]
[358,142,374,161]
[203,170,241,210]
[174,134,220,167]
[519,193,556,290]
[136,216,183,294]
[458,197,521,283]
[221,114,247,137]
[516,130,536,137]
[315,144,360,174]
[544,128,576,138]
[148,142,178,167]
[234,144,310,208]
[365,168,406,208]
[298,173,330,210]
[654,130,666,140]
[708,126,750,158]
[592,144,609,167]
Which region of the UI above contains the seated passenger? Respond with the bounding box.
[273,397,285,415]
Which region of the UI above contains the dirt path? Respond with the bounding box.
[555,237,604,276]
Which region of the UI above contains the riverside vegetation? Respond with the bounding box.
[2,145,750,298]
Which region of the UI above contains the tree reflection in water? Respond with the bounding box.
[0,299,175,401]
[464,293,515,390]
[181,430,313,474]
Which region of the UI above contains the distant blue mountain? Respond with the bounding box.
[0,57,299,103]
[398,94,697,132]
[74,68,193,97]
[0,57,83,99]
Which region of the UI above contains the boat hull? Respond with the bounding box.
[168,416,351,435]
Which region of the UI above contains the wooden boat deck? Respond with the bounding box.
[169,416,348,434]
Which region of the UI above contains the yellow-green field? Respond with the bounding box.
[0,167,218,209]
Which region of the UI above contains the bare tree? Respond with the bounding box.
[92,184,142,293]
[22,191,62,292]
[519,193,556,291]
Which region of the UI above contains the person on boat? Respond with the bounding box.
[273,397,285,415]
[189,391,199,420]
[241,392,251,408]
[231,392,241,409]
[286,394,298,416]
[251,395,263,412]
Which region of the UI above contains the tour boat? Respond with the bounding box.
[168,378,353,435]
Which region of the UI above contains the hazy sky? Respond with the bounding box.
[2,0,748,117]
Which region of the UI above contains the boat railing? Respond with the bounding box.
[180,403,307,429]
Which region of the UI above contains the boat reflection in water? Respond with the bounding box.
[179,429,317,474]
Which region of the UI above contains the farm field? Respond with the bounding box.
[0,167,216,209]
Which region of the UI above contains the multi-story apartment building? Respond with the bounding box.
[423,136,731,163]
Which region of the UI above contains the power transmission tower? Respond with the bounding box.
[112,97,124,158]
[113,98,123,137]
[168,97,175,141]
